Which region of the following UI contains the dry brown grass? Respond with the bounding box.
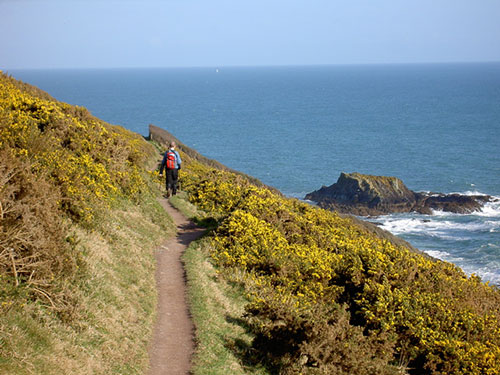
[0,148,79,318]
[0,199,173,374]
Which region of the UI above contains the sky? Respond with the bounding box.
[1,0,500,69]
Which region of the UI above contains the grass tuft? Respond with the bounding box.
[182,237,271,375]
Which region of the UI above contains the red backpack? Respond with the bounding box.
[166,150,176,169]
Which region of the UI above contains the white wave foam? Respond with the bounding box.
[424,250,500,285]
[377,218,427,235]
[461,190,489,196]
[425,250,467,266]
[476,198,500,217]
[414,190,500,217]
[377,217,491,236]
[425,250,452,259]
[477,272,500,286]
[370,212,500,285]
[486,221,500,228]
[464,267,500,286]
[425,190,489,197]
[429,196,500,218]
[372,191,500,286]
[430,209,457,217]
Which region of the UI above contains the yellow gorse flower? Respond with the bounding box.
[0,73,156,224]
[180,155,500,374]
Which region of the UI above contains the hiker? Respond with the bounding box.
[159,141,182,197]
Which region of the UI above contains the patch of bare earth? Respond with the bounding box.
[148,198,205,375]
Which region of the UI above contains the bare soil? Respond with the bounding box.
[148,198,205,375]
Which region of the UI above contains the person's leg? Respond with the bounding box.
[166,170,174,197]
[171,169,179,195]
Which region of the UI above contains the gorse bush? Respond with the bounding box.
[0,72,156,316]
[180,159,500,374]
[0,147,79,318]
[0,74,155,222]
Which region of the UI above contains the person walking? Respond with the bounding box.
[159,141,182,197]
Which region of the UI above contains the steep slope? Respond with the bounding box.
[0,72,174,374]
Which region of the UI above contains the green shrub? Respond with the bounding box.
[179,157,500,375]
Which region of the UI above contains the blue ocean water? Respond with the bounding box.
[9,64,500,283]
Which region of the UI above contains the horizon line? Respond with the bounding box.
[4,60,500,71]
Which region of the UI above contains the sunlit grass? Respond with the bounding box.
[183,237,270,375]
[0,198,173,375]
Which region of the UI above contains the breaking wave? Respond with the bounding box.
[365,192,500,284]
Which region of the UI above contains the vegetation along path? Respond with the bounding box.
[148,198,205,375]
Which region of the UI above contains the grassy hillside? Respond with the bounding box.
[0,72,174,374]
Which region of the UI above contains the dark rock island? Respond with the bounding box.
[305,172,493,216]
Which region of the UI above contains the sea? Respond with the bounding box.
[8,63,500,284]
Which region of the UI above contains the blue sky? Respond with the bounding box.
[1,0,500,69]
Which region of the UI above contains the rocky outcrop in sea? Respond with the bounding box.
[305,172,493,216]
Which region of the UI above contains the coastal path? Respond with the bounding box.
[148,198,205,375]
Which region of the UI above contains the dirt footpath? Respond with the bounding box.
[148,198,205,375]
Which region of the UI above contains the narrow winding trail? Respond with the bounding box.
[148,198,205,375]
